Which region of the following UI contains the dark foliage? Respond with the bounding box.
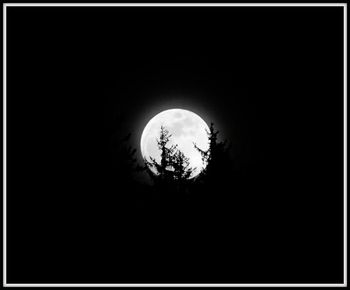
[145,126,194,195]
[194,122,232,185]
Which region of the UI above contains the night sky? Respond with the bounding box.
[7,5,344,284]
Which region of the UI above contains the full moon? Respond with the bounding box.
[140,109,210,178]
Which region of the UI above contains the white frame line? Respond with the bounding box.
[343,2,348,287]
[2,2,347,288]
[2,3,349,6]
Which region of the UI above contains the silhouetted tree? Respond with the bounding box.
[173,150,193,181]
[146,126,177,182]
[114,133,145,180]
[146,126,194,189]
[194,122,231,184]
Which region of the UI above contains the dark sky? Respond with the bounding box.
[7,6,344,169]
[7,6,344,284]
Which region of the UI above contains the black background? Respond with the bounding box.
[6,6,344,284]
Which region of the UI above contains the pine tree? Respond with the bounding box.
[114,133,139,183]
[146,126,177,182]
[173,150,193,181]
[194,122,230,180]
[145,126,193,185]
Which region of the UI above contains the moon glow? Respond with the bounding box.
[140,109,210,178]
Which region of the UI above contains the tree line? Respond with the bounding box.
[110,120,233,204]
[143,123,231,193]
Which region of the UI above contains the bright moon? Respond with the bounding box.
[140,109,210,178]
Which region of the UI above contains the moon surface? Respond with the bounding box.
[140,109,210,178]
